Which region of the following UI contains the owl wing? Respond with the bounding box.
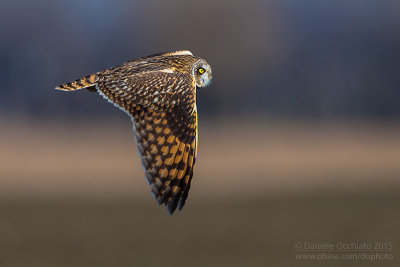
[97,70,198,214]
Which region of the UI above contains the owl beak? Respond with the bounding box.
[200,72,212,87]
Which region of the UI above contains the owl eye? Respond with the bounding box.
[198,68,205,74]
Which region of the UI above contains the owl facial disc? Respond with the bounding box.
[193,60,212,88]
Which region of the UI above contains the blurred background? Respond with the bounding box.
[1,0,399,266]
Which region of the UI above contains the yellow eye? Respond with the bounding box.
[198,68,205,74]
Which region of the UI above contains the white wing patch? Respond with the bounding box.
[165,50,193,56]
[160,68,174,74]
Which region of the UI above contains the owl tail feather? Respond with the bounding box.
[55,73,99,92]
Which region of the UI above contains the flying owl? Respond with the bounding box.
[55,50,212,214]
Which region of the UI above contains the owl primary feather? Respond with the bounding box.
[55,50,212,214]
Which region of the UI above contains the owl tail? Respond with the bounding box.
[55,73,99,92]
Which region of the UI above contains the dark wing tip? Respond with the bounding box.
[177,191,188,211]
[167,193,181,215]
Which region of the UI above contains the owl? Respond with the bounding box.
[55,50,212,214]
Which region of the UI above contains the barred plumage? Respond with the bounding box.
[55,50,212,214]
[55,73,98,91]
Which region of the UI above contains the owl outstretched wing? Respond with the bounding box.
[96,70,198,214]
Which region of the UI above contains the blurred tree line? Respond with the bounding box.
[1,0,399,120]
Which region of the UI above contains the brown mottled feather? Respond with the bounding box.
[95,55,198,214]
[56,74,98,91]
[126,106,197,214]
[55,51,206,214]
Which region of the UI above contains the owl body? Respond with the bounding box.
[56,51,212,214]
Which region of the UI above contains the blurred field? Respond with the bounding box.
[1,194,399,267]
[2,0,400,265]
[1,118,399,199]
[0,118,399,266]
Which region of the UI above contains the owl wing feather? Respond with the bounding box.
[96,70,197,214]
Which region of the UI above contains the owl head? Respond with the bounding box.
[193,59,212,88]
